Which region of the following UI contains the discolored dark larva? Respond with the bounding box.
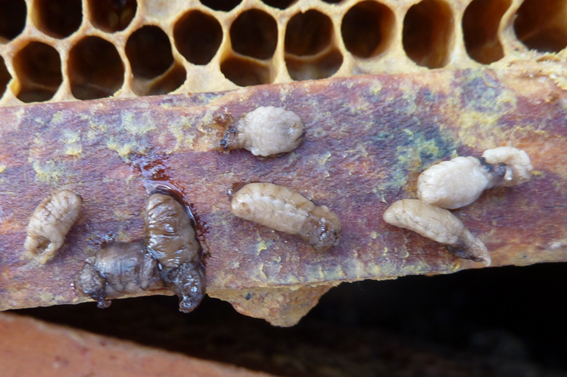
[230,182,341,252]
[383,199,490,266]
[24,189,83,264]
[77,241,162,308]
[220,106,305,156]
[145,192,205,313]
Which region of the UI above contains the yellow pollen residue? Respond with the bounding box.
[30,159,64,184]
[370,231,378,239]
[0,165,6,173]
[256,238,268,253]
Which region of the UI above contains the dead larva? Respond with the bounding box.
[383,199,491,266]
[482,146,533,186]
[77,241,162,309]
[220,106,305,156]
[145,192,205,313]
[417,156,506,209]
[24,189,83,264]
[230,183,341,252]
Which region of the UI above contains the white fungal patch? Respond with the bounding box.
[24,189,82,264]
[221,106,305,156]
[230,183,341,252]
[482,146,533,186]
[383,199,490,266]
[145,192,205,313]
[417,156,503,209]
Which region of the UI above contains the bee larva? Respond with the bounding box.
[417,156,506,209]
[230,183,341,252]
[77,241,162,309]
[24,189,83,264]
[383,199,491,266]
[220,106,305,156]
[145,193,205,313]
[481,146,533,187]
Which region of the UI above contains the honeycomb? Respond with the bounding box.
[0,0,565,106]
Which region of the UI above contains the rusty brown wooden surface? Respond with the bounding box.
[0,313,276,377]
[1,66,567,325]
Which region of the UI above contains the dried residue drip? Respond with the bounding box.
[230,182,341,252]
[384,146,533,265]
[24,189,82,264]
[218,106,305,157]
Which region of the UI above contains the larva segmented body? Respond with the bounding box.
[145,193,205,313]
[482,146,533,186]
[24,189,82,264]
[230,183,341,252]
[78,241,162,309]
[220,106,305,157]
[383,199,490,266]
[417,156,505,209]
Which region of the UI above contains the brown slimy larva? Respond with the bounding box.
[77,241,162,309]
[24,189,83,264]
[145,192,205,313]
[383,199,490,266]
[482,146,533,186]
[230,183,341,252]
[220,106,305,156]
[417,156,506,209]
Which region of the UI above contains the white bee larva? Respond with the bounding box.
[145,193,205,313]
[417,156,506,209]
[220,106,305,156]
[482,146,533,187]
[230,183,341,252]
[383,199,491,266]
[77,241,162,309]
[24,189,83,264]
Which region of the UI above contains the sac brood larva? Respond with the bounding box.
[383,199,491,266]
[417,156,506,209]
[230,183,341,252]
[77,241,162,308]
[220,106,305,156]
[145,192,205,313]
[482,146,533,186]
[24,189,83,264]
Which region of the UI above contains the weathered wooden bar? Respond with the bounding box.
[1,67,566,325]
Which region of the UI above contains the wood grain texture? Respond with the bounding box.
[1,67,566,325]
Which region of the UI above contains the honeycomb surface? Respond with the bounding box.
[0,0,565,106]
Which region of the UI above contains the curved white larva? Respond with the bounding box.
[222,106,305,156]
[24,189,82,264]
[482,146,532,187]
[383,199,490,266]
[417,156,501,209]
[230,183,341,251]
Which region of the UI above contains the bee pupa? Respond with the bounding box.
[482,146,533,187]
[145,192,205,313]
[24,189,83,264]
[383,199,491,266]
[417,156,506,209]
[230,183,341,252]
[77,241,162,308]
[220,106,305,156]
